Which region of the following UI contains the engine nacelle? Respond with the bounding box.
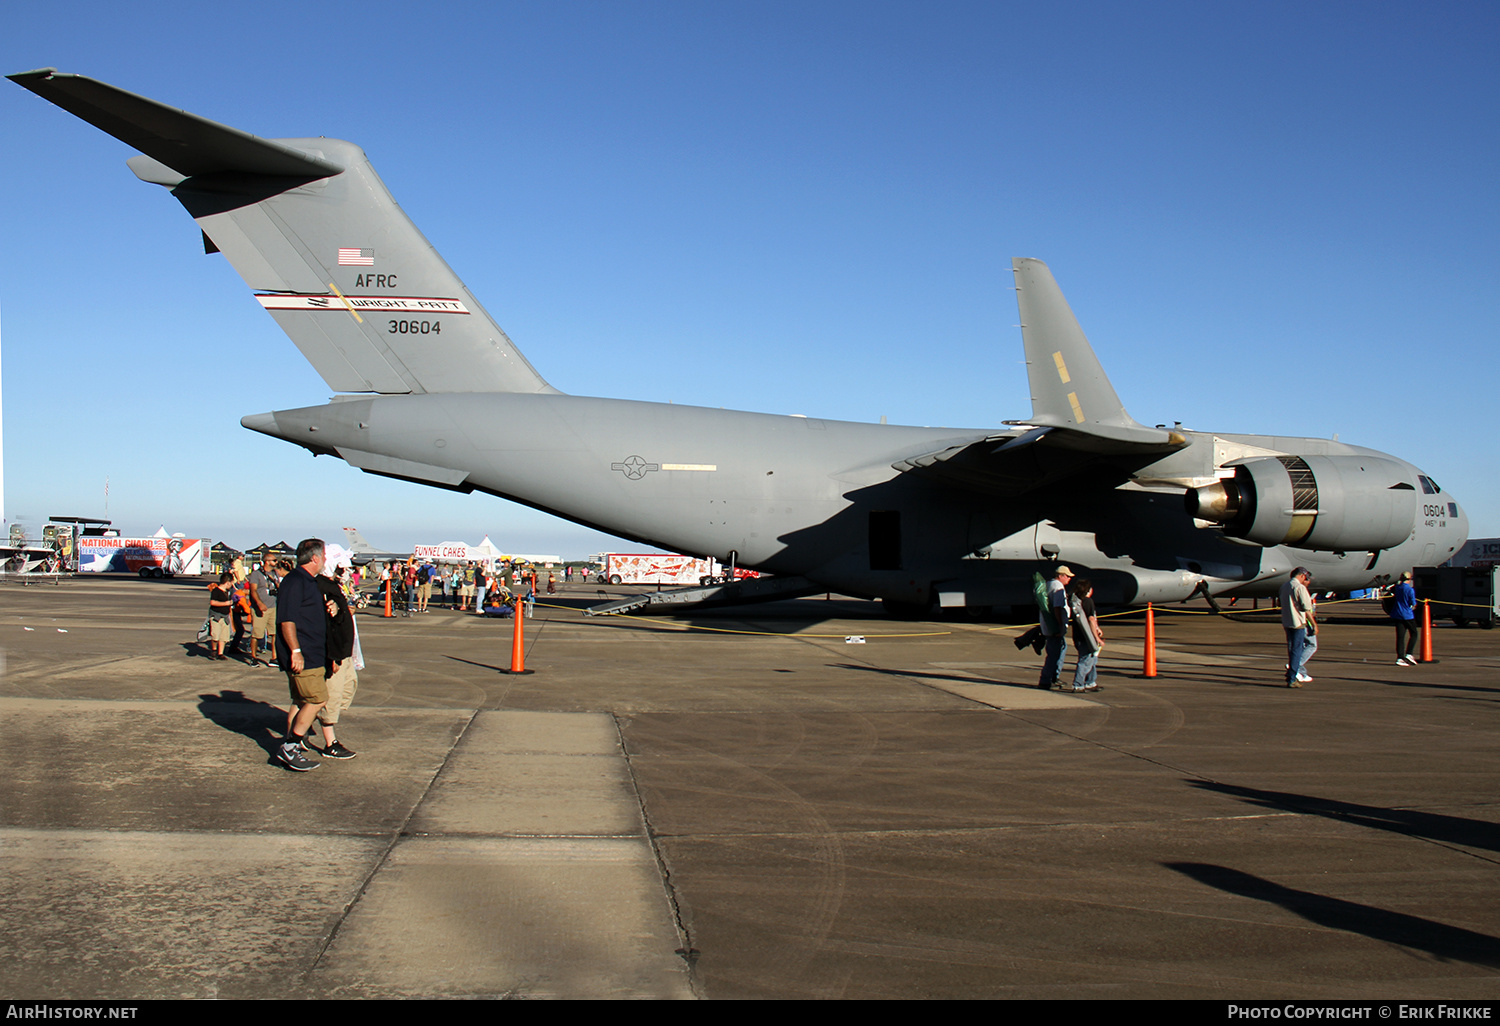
[1185,454,1417,552]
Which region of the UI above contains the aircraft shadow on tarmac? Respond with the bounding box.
[830,661,1143,690]
[1190,781,1500,855]
[1140,669,1297,688]
[196,690,287,762]
[526,605,914,639]
[1151,664,1500,694]
[541,594,952,631]
[1166,862,1500,968]
[1372,676,1500,695]
[830,662,1036,690]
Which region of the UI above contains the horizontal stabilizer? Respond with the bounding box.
[7,69,343,179]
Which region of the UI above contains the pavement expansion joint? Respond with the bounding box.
[611,709,705,998]
[302,707,484,983]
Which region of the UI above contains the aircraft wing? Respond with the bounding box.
[888,258,1189,497]
[890,423,1186,497]
[0,544,58,573]
[1009,257,1190,448]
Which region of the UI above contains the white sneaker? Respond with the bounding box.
[1296,672,1313,683]
[1396,658,1410,666]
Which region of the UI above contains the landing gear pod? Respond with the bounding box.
[1186,455,1417,551]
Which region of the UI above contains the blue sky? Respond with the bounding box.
[2,0,1496,555]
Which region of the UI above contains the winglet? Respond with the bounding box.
[1010,258,1178,448]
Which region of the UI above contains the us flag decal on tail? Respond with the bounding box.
[337,247,375,266]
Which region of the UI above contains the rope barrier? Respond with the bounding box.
[528,600,954,638]
[513,590,1492,643]
[1411,598,1498,610]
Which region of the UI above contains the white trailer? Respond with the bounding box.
[595,553,764,586]
[597,553,720,586]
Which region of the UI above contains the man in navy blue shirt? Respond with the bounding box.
[276,538,330,771]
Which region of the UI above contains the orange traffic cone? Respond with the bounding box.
[503,596,534,675]
[1419,598,1434,664]
[1142,602,1158,678]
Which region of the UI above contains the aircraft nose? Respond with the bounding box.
[1441,495,1471,561]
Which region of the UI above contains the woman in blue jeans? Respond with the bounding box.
[1068,577,1105,693]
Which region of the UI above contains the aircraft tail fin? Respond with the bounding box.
[1011,258,1169,446]
[342,527,376,554]
[10,69,558,397]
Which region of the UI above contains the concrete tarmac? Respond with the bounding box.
[1,576,1497,999]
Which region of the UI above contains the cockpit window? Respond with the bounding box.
[1449,502,1458,518]
[1418,475,1440,495]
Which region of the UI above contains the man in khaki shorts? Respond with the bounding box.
[247,556,275,666]
[275,539,331,771]
[417,561,434,612]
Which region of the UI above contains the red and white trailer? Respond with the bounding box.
[597,553,714,586]
[595,553,761,586]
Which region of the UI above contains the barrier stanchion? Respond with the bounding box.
[1142,602,1158,678]
[503,596,534,674]
[1420,598,1434,664]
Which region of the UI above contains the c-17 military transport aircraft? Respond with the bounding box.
[12,69,1469,615]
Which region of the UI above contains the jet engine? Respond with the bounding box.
[1185,455,1417,552]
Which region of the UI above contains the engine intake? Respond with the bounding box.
[1185,455,1416,551]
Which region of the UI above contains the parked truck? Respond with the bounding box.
[1413,565,1497,629]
